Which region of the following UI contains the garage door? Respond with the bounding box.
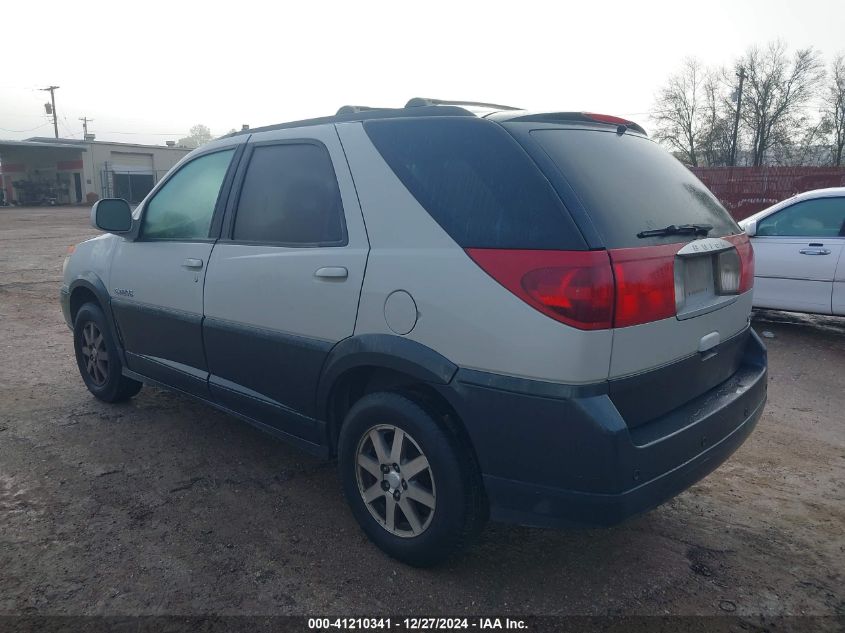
[109,152,155,203]
[109,152,153,173]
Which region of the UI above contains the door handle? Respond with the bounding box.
[799,249,831,255]
[183,258,204,269]
[314,266,348,280]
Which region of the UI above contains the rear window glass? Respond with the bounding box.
[529,129,739,248]
[363,118,584,250]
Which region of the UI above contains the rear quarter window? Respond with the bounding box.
[363,117,585,250]
[527,128,739,248]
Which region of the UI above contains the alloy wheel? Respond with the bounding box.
[79,321,109,386]
[355,424,436,538]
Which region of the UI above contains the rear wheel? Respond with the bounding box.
[73,302,142,403]
[338,392,485,566]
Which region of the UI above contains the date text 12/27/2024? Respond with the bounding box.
[308,618,528,630]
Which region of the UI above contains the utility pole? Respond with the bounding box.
[40,86,60,138]
[79,116,94,137]
[729,67,745,167]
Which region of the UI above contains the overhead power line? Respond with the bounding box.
[96,130,188,136]
[0,123,52,133]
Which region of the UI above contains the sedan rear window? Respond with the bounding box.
[529,129,740,248]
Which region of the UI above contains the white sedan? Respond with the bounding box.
[739,187,845,316]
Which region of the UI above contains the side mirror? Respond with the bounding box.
[744,220,757,237]
[91,198,132,234]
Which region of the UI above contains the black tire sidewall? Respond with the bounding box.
[338,392,471,566]
[73,303,126,402]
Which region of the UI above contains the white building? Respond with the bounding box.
[0,137,192,206]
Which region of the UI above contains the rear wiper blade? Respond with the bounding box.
[636,223,713,238]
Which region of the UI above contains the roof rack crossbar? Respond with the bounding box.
[405,97,521,111]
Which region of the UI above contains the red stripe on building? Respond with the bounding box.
[0,163,26,173]
[57,159,84,171]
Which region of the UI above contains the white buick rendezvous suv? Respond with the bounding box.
[61,99,768,566]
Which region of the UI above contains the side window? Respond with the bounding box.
[142,149,235,240]
[232,143,346,246]
[757,197,845,238]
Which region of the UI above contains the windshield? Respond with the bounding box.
[527,128,740,248]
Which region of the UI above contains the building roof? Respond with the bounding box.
[25,137,191,151]
[0,138,87,151]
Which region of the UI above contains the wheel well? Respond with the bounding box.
[69,286,100,323]
[326,366,475,461]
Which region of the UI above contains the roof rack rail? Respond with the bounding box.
[405,97,521,111]
[336,105,386,115]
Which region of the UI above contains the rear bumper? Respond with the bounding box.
[443,328,767,528]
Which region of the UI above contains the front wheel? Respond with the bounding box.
[73,302,142,403]
[338,392,486,566]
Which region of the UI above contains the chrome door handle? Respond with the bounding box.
[183,258,204,269]
[314,266,348,279]
[799,249,831,255]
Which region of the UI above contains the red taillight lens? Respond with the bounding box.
[465,249,614,330]
[724,233,754,293]
[608,244,679,328]
[467,243,733,329]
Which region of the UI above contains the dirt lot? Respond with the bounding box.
[0,206,843,619]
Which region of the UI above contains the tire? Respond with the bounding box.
[338,392,486,566]
[73,302,142,403]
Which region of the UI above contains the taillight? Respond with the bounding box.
[465,249,614,330]
[724,234,755,293]
[608,244,678,328]
[467,239,747,330]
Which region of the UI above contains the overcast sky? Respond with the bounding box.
[1,0,843,146]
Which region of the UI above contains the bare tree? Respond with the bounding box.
[739,41,825,166]
[699,69,736,166]
[822,54,845,166]
[652,58,706,166]
[178,124,214,149]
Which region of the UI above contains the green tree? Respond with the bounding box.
[178,124,214,149]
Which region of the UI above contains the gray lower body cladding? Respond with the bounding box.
[438,328,768,528]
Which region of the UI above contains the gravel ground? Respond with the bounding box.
[0,206,843,619]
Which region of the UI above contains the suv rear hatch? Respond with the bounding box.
[363,114,754,426]
[507,120,754,427]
